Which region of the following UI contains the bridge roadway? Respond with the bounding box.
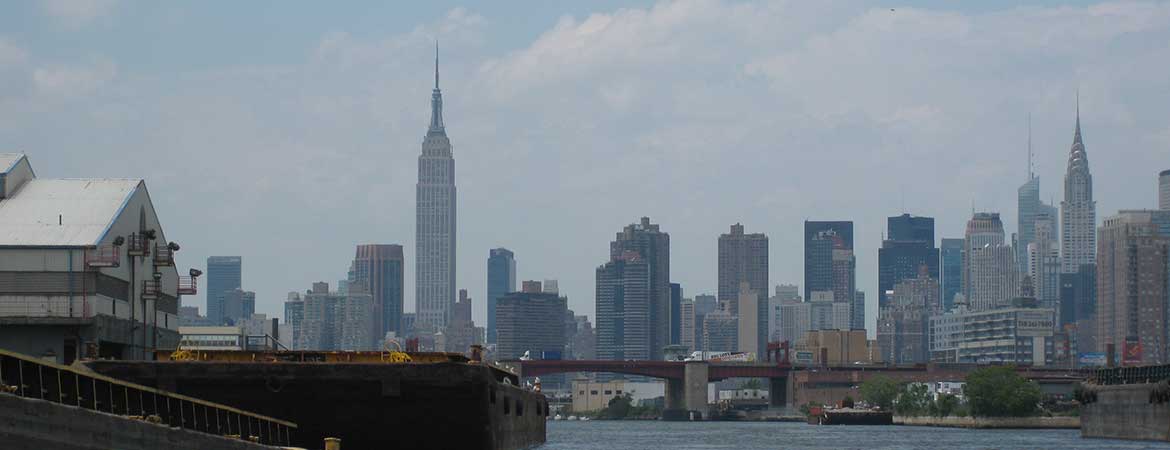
[511,359,1087,420]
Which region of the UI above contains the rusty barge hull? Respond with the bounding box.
[84,360,547,450]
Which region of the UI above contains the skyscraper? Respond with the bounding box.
[804,221,856,328]
[1018,175,1041,274]
[1096,210,1170,364]
[1027,208,1061,316]
[963,213,1017,310]
[595,252,651,360]
[416,47,457,332]
[486,248,516,344]
[878,214,939,308]
[352,244,404,340]
[1160,170,1169,210]
[670,282,682,345]
[940,238,963,311]
[1061,100,1097,273]
[205,256,242,326]
[609,217,670,359]
[718,223,768,352]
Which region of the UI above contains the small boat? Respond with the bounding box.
[553,414,563,421]
[567,416,579,421]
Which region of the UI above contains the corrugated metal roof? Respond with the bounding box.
[0,178,141,247]
[0,153,24,173]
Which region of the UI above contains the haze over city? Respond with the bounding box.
[2,0,1168,333]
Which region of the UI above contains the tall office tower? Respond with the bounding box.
[718,223,768,354]
[205,256,242,325]
[338,291,375,351]
[780,298,811,345]
[702,305,738,352]
[1062,101,1097,273]
[1097,211,1170,364]
[736,283,761,356]
[877,269,940,364]
[495,290,567,360]
[416,47,457,332]
[1027,208,1061,317]
[284,292,304,349]
[804,221,854,302]
[853,291,865,331]
[609,217,670,359]
[878,214,939,308]
[596,251,651,361]
[1161,170,1170,210]
[1018,173,1041,275]
[444,289,482,353]
[940,239,963,311]
[692,294,717,351]
[222,288,256,325]
[352,244,404,339]
[680,298,696,351]
[486,248,516,344]
[963,213,1017,310]
[670,283,682,345]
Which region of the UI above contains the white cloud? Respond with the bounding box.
[0,39,28,68]
[4,2,1169,331]
[41,0,118,27]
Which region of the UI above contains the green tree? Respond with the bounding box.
[933,393,959,417]
[859,376,899,410]
[603,393,633,419]
[965,366,1042,417]
[738,378,763,390]
[894,383,932,416]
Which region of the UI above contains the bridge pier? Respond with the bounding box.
[769,376,788,408]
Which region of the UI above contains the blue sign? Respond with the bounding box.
[1078,352,1107,367]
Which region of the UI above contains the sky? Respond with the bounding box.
[2,0,1167,333]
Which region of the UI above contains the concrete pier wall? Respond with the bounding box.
[0,393,277,450]
[895,415,1079,429]
[1082,383,1170,441]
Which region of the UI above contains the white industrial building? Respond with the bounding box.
[0,153,198,363]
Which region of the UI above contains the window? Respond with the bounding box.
[604,390,612,395]
[503,397,510,414]
[516,400,523,416]
[590,390,598,395]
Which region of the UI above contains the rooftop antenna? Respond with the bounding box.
[1027,113,1033,180]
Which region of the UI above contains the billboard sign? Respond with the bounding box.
[794,351,814,364]
[1124,340,1143,365]
[1016,310,1054,337]
[1078,352,1107,367]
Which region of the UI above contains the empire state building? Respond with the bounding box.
[415,47,457,331]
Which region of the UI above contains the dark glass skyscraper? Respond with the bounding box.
[486,248,516,344]
[609,217,670,359]
[940,238,963,311]
[878,214,938,308]
[205,256,242,325]
[718,223,768,351]
[352,244,404,339]
[596,252,651,360]
[804,221,856,328]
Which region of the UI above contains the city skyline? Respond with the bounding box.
[3,2,1169,331]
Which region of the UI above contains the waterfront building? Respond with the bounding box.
[495,290,567,361]
[1062,102,1097,273]
[929,304,1056,365]
[702,305,738,352]
[596,252,651,360]
[718,223,768,350]
[940,238,964,311]
[416,49,457,333]
[0,153,188,363]
[486,248,516,344]
[963,213,1017,310]
[1096,210,1170,365]
[1027,207,1062,317]
[1161,170,1170,210]
[206,256,242,326]
[352,244,404,339]
[876,270,940,364]
[805,221,857,329]
[608,217,670,359]
[680,298,696,351]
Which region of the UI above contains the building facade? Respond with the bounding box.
[495,291,567,360]
[929,305,1055,365]
[486,248,515,343]
[596,252,651,361]
[963,213,1017,310]
[1061,105,1096,273]
[718,223,768,316]
[940,238,964,311]
[805,221,857,330]
[206,256,242,326]
[1018,175,1041,275]
[1096,210,1170,365]
[878,214,938,308]
[1161,170,1170,210]
[1027,208,1061,316]
[608,217,670,359]
[876,271,940,364]
[352,244,404,339]
[702,305,738,352]
[415,51,457,332]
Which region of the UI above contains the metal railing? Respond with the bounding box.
[0,348,296,445]
[1091,365,1170,386]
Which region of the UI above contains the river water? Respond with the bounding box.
[544,421,1170,450]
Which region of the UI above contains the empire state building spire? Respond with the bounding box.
[429,41,444,134]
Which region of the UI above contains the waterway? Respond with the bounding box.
[544,421,1170,449]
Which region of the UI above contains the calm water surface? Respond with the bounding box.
[544,421,1170,450]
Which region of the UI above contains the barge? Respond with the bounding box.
[807,406,893,425]
[85,350,547,450]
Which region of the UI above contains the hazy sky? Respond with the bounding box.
[2,1,1167,333]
